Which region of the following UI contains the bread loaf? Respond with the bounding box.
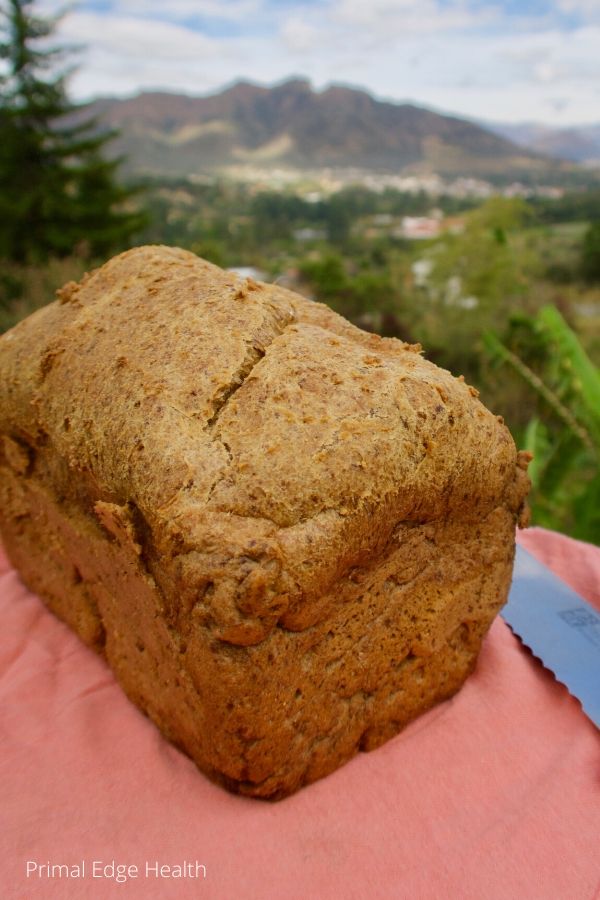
[0,246,530,798]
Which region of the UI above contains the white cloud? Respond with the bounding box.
[60,13,224,61]
[533,61,564,84]
[58,11,250,99]
[499,26,600,88]
[280,17,322,53]
[330,0,494,35]
[556,0,600,22]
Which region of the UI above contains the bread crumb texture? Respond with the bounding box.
[0,246,530,797]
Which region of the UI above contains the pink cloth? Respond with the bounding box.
[1,527,599,899]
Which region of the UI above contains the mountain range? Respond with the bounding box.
[87,78,579,181]
[483,121,600,165]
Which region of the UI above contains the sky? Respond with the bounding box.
[38,0,600,125]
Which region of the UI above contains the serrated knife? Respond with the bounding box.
[502,544,600,729]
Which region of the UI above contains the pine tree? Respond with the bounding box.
[0,0,146,262]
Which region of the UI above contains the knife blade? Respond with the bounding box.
[501,544,600,729]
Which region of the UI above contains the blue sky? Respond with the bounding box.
[41,0,600,124]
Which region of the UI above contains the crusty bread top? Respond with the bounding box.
[0,246,528,644]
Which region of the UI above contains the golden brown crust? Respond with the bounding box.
[0,246,530,797]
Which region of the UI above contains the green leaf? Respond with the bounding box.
[522,417,549,489]
[537,306,600,444]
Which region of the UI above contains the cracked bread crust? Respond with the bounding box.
[0,245,530,798]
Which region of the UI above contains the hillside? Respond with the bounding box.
[86,78,564,180]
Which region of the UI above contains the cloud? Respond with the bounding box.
[329,0,495,36]
[61,12,225,61]
[280,17,322,52]
[533,61,564,84]
[57,10,249,98]
[556,0,600,23]
[499,26,600,87]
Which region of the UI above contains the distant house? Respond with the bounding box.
[397,217,441,240]
[292,227,326,242]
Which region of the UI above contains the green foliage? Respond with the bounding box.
[484,307,600,543]
[300,253,347,299]
[0,253,89,331]
[0,0,146,263]
[299,251,407,336]
[400,197,537,381]
[581,221,600,282]
[530,188,600,226]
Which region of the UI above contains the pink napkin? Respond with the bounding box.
[1,526,599,899]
